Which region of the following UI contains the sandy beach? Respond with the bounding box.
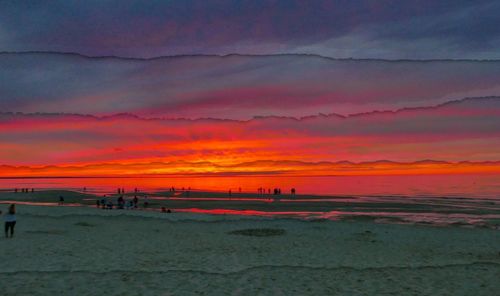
[0,190,499,295]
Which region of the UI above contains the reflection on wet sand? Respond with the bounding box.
[1,187,499,229]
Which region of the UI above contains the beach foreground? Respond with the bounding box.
[1,203,499,296]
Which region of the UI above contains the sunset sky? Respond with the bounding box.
[1,1,499,177]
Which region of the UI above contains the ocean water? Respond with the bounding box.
[1,174,499,228]
[0,173,499,199]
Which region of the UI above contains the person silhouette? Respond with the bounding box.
[4,204,16,238]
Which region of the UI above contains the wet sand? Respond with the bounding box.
[1,190,499,227]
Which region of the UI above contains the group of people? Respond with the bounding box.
[2,204,16,238]
[95,195,135,210]
[257,187,296,195]
[96,194,153,210]
[14,188,34,193]
[117,188,140,194]
[168,186,191,192]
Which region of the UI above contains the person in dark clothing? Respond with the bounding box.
[4,204,16,238]
[117,196,125,209]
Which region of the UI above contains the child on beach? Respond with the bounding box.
[4,204,16,238]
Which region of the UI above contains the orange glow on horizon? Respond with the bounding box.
[1,160,499,178]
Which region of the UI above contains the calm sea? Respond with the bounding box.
[1,174,499,199]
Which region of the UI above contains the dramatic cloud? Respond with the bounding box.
[1,2,498,176]
[2,53,500,119]
[0,0,499,59]
[1,98,499,175]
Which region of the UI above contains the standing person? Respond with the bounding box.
[133,196,138,208]
[101,195,107,209]
[59,196,64,205]
[118,196,124,209]
[4,204,16,238]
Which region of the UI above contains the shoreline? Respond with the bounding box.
[1,189,499,229]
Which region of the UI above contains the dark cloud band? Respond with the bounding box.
[0,0,498,59]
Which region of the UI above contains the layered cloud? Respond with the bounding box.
[1,3,498,177]
[1,98,499,176]
[2,161,499,178]
[1,1,499,59]
[2,53,500,119]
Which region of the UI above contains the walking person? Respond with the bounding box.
[4,204,17,238]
